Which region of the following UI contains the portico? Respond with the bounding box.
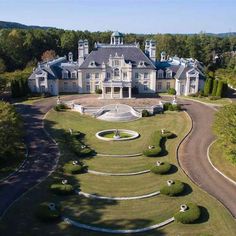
[102,81,132,99]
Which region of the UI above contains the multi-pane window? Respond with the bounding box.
[86,73,90,79]
[95,82,99,90]
[95,73,99,79]
[158,70,163,78]
[166,82,171,90]
[143,82,148,91]
[135,73,139,79]
[166,71,172,79]
[123,72,127,79]
[63,71,68,79]
[144,73,148,79]
[71,71,77,79]
[114,68,119,76]
[107,72,110,79]
[114,60,120,66]
[157,82,162,90]
[86,82,90,92]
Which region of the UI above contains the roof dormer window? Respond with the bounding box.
[166,70,172,79]
[71,71,77,79]
[89,61,96,67]
[62,70,69,79]
[158,70,164,79]
[139,61,145,67]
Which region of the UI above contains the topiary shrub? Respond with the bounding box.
[35,202,61,222]
[54,103,68,111]
[50,183,74,195]
[211,79,218,96]
[161,131,175,139]
[174,203,201,224]
[143,131,162,157]
[168,88,176,95]
[63,162,85,174]
[216,80,224,97]
[160,180,185,196]
[151,162,171,174]
[143,146,162,157]
[95,88,102,94]
[163,103,181,111]
[142,109,150,117]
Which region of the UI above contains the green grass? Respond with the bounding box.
[179,96,232,106]
[1,110,236,236]
[209,140,236,182]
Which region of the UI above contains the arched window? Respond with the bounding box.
[114,68,120,77]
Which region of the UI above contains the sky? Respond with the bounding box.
[0,0,235,34]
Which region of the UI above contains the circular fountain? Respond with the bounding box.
[95,129,139,141]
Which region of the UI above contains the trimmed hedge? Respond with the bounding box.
[63,162,85,174]
[50,183,74,195]
[35,202,60,222]
[168,88,176,95]
[54,103,68,111]
[160,180,185,196]
[161,131,174,139]
[143,131,162,157]
[142,109,150,117]
[163,103,181,111]
[211,79,218,96]
[151,162,171,174]
[174,203,201,224]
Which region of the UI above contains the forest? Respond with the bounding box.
[0,28,235,93]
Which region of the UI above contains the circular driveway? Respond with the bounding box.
[0,95,235,219]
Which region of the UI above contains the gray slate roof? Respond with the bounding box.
[79,46,156,69]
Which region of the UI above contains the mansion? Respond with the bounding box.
[28,31,205,98]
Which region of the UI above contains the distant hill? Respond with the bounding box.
[0,20,235,37]
[0,20,55,30]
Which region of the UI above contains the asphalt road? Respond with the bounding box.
[0,95,235,220]
[179,99,236,218]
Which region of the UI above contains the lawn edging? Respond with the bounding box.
[207,140,236,186]
[88,169,150,176]
[76,190,160,200]
[62,216,175,233]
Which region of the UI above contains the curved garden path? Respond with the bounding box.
[178,99,236,218]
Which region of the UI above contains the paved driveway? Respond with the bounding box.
[179,99,236,218]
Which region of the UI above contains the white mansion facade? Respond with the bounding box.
[28,31,205,98]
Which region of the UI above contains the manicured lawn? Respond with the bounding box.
[1,110,236,236]
[209,140,236,182]
[44,110,187,155]
[179,96,232,106]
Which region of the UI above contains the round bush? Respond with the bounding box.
[174,203,201,224]
[95,88,102,94]
[168,88,176,95]
[160,180,185,196]
[142,109,150,117]
[151,162,171,174]
[50,183,74,195]
[35,202,60,222]
[63,162,85,174]
[143,146,161,157]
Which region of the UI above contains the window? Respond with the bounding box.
[135,73,139,79]
[144,73,148,79]
[71,71,77,79]
[39,77,45,82]
[86,82,90,92]
[158,70,163,78]
[166,70,172,79]
[123,72,127,79]
[95,73,99,79]
[166,82,171,90]
[95,82,100,91]
[157,82,162,90]
[107,72,110,78]
[86,73,90,79]
[114,60,120,66]
[114,68,119,76]
[143,82,148,91]
[139,61,145,67]
[62,71,68,79]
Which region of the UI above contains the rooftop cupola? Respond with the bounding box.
[110,31,124,45]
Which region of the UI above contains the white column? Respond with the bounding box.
[102,87,105,99]
[185,77,190,96]
[175,79,181,96]
[128,87,132,98]
[195,75,199,93]
[120,87,123,99]
[111,87,114,99]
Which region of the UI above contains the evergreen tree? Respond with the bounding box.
[216,80,224,97]
[211,79,218,96]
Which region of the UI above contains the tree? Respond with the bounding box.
[41,50,57,62]
[213,104,236,162]
[203,78,213,96]
[211,79,218,96]
[0,58,6,73]
[0,101,23,162]
[216,80,224,97]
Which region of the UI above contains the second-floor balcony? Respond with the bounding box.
[102,79,131,87]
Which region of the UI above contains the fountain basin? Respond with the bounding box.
[95,129,139,141]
